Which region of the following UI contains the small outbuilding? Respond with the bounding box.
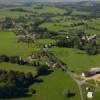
[81,72,85,77]
[87,92,93,99]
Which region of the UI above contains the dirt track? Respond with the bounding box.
[84,74,100,81]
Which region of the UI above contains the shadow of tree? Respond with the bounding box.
[35,69,54,77]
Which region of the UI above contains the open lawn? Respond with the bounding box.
[49,48,100,73]
[85,18,100,35]
[71,10,91,16]
[0,5,65,18]
[32,6,65,14]
[40,18,86,32]
[40,22,65,32]
[0,31,35,57]
[0,8,29,18]
[0,62,36,75]
[0,31,55,57]
[26,69,80,100]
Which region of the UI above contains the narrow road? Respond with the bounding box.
[66,71,85,100]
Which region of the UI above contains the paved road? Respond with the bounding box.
[66,71,85,100]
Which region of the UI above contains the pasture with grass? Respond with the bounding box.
[0,0,100,100]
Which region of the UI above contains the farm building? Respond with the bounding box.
[87,92,93,99]
[85,68,100,77]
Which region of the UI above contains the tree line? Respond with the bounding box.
[0,70,36,98]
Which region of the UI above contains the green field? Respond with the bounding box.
[0,30,80,100]
[71,10,91,16]
[0,31,56,57]
[0,2,100,100]
[32,6,65,14]
[0,31,34,57]
[0,62,36,75]
[21,69,80,100]
[0,5,65,18]
[49,48,100,73]
[0,8,29,18]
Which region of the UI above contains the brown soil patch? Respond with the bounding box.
[84,74,100,82]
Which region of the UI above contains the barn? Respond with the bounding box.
[85,68,100,77]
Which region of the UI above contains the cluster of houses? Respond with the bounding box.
[16,29,37,43]
[66,32,97,42]
[46,61,57,68]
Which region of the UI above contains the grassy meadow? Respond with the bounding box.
[0,31,34,57]
[0,2,99,100]
[49,48,100,73]
[19,69,80,100]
